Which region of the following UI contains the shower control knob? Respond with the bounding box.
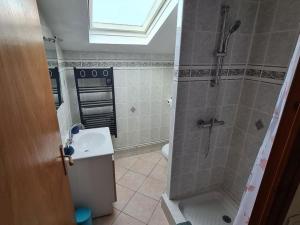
[197,120,205,126]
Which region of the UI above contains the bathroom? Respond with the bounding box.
[1,0,300,225]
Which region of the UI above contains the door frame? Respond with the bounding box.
[249,39,300,225]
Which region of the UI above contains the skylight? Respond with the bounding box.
[92,0,158,27]
[89,0,178,45]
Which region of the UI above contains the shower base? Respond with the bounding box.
[161,191,238,225]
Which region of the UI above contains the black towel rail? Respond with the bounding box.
[49,67,62,110]
[74,67,117,137]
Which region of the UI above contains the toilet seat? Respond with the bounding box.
[161,143,169,160]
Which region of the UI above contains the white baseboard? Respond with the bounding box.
[114,139,169,151]
[114,139,169,159]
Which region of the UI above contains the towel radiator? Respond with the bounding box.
[74,67,117,137]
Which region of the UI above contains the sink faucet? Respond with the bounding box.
[67,123,85,145]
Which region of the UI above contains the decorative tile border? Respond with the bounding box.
[176,68,245,78]
[261,70,286,80]
[61,60,174,68]
[178,69,191,77]
[175,67,286,83]
[47,60,58,67]
[191,69,210,77]
[245,68,286,80]
[63,51,174,62]
[245,68,262,77]
[228,68,245,76]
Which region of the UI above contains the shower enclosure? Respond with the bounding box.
[163,0,300,224]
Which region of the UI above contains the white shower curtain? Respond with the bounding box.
[233,36,300,225]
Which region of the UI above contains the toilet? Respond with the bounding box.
[161,143,169,160]
[161,97,172,160]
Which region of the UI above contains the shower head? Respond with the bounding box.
[229,20,241,34]
[221,20,241,53]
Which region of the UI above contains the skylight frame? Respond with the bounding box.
[89,0,166,33]
[88,0,178,45]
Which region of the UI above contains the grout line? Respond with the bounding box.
[113,183,136,211]
[115,167,129,183]
[114,188,159,224]
[113,152,167,224]
[116,157,165,191]
[147,199,161,225]
[121,211,148,224]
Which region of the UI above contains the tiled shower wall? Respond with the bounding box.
[62,51,174,150]
[168,0,299,200]
[168,0,258,199]
[223,0,300,203]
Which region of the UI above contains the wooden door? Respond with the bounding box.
[0,0,75,224]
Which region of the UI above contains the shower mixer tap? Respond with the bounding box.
[198,118,225,158]
[197,118,225,128]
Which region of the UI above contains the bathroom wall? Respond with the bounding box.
[62,51,174,150]
[39,12,73,142]
[168,0,300,201]
[223,0,300,203]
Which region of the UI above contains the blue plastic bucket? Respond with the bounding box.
[75,208,92,225]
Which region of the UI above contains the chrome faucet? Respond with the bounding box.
[67,123,85,145]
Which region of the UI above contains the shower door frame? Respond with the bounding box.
[249,41,300,225]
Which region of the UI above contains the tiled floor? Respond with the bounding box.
[94,150,169,225]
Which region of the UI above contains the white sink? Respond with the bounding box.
[71,127,114,160]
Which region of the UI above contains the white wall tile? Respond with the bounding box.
[61,51,173,150]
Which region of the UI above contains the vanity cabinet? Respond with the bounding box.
[68,154,116,217]
[67,127,116,218]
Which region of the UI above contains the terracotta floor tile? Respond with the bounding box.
[117,171,146,191]
[158,158,168,168]
[93,208,120,225]
[138,151,162,164]
[112,213,145,225]
[148,203,170,225]
[149,164,167,181]
[115,156,138,169]
[123,192,158,223]
[129,159,156,176]
[113,184,135,211]
[138,177,166,200]
[115,165,128,181]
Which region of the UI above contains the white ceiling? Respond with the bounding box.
[37,0,178,54]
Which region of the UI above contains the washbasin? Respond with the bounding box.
[75,133,106,151]
[71,127,114,160]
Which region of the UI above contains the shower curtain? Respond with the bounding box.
[233,36,300,225]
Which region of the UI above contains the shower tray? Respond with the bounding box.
[162,191,238,225]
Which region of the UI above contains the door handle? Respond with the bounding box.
[64,155,74,166]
